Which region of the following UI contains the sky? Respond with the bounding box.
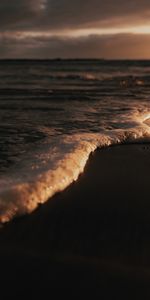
[0,0,150,59]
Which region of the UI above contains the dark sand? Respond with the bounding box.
[1,144,150,296]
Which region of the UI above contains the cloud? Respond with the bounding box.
[0,0,45,30]
[0,0,150,32]
[0,1,150,58]
[0,33,150,59]
[43,0,150,29]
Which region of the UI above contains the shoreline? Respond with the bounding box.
[1,144,150,294]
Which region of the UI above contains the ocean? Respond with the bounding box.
[0,59,150,223]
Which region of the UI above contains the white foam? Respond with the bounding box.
[0,109,150,224]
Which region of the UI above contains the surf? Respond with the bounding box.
[0,109,150,224]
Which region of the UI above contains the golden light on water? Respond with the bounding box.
[143,114,150,125]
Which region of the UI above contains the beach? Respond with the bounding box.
[1,143,150,296]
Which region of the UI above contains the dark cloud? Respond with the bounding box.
[43,0,150,29]
[0,33,150,59]
[0,0,150,31]
[0,0,45,30]
[0,1,150,58]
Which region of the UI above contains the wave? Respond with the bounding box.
[48,73,98,81]
[1,74,149,95]
[0,109,150,224]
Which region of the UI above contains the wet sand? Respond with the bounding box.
[1,144,150,296]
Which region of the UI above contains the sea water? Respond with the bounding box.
[0,59,150,223]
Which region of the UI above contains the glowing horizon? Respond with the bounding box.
[2,25,150,40]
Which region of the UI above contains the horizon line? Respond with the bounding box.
[0,58,150,61]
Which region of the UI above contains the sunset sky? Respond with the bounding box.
[1,0,150,59]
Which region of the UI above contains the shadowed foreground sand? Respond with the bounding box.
[1,144,150,296]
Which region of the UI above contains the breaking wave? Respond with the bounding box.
[0,109,150,224]
[1,59,150,224]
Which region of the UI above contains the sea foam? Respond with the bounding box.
[0,109,150,224]
[1,59,150,224]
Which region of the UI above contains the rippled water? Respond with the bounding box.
[0,59,150,223]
